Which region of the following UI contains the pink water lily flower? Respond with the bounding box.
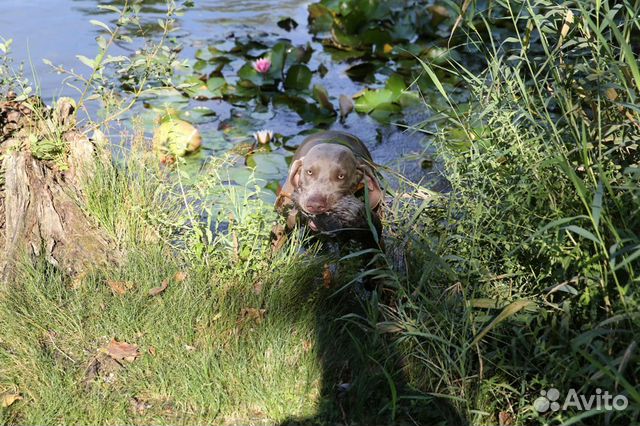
[253,57,271,74]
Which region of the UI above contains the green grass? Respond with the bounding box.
[0,147,426,425]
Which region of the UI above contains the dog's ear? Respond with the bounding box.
[358,164,383,210]
[287,158,304,189]
[276,158,304,213]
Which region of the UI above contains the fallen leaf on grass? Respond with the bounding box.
[148,346,157,357]
[106,280,131,295]
[174,271,188,282]
[322,263,333,288]
[71,272,87,289]
[105,339,140,362]
[240,308,267,324]
[148,279,169,297]
[1,393,21,407]
[131,397,151,414]
[499,411,514,426]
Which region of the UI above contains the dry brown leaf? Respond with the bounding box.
[106,339,140,363]
[1,393,21,408]
[499,411,514,426]
[322,263,333,288]
[148,346,157,357]
[131,397,151,414]
[232,231,239,261]
[606,87,618,101]
[240,308,267,324]
[560,9,574,39]
[339,95,354,121]
[148,279,169,297]
[106,280,130,295]
[174,271,187,282]
[71,271,87,290]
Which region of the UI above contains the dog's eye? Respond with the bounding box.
[306,170,313,176]
[337,173,345,180]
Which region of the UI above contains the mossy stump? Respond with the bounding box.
[0,94,119,282]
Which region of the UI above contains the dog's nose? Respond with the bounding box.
[305,196,327,214]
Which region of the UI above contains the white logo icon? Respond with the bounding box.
[534,388,560,413]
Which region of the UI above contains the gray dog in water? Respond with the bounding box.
[274,130,384,250]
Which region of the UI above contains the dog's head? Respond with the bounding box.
[285,143,382,216]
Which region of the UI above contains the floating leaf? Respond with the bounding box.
[285,64,313,90]
[237,63,263,87]
[308,3,333,32]
[354,89,395,114]
[277,17,298,31]
[274,95,337,125]
[152,118,202,157]
[339,94,354,120]
[361,28,392,46]
[345,62,377,83]
[267,41,290,79]
[179,106,217,124]
[385,74,407,100]
[313,84,334,111]
[317,63,329,77]
[369,102,402,121]
[179,75,226,100]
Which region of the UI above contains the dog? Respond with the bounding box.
[273,130,384,254]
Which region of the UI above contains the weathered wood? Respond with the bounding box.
[0,96,120,282]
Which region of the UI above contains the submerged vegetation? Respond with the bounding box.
[1,0,639,425]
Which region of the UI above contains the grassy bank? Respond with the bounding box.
[1,0,640,425]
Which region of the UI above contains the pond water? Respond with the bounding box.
[0,0,444,193]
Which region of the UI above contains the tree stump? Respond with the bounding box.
[0,94,120,282]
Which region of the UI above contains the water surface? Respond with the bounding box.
[0,0,440,187]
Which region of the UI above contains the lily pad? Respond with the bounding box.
[361,28,392,46]
[274,94,337,125]
[153,118,202,157]
[285,64,313,91]
[369,102,402,122]
[179,75,226,100]
[267,42,290,80]
[237,63,264,87]
[308,3,334,32]
[246,151,289,181]
[277,17,299,31]
[179,106,217,124]
[354,89,394,114]
[345,62,377,83]
[323,46,366,61]
[313,84,334,111]
[385,73,407,100]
